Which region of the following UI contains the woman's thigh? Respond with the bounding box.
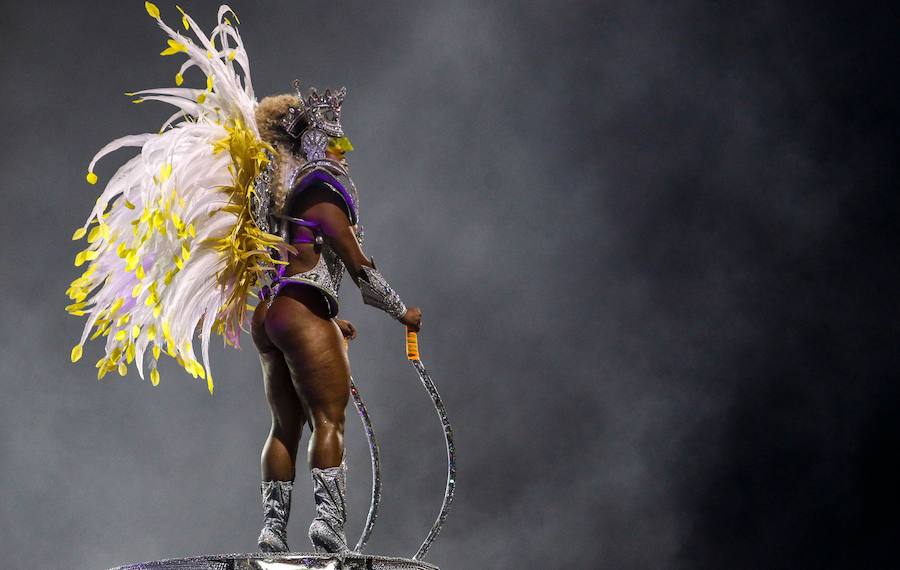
[264,288,350,421]
[252,301,306,430]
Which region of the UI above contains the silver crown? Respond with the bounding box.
[282,79,346,139]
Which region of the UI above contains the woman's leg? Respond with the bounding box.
[264,286,352,554]
[252,301,306,553]
[252,302,307,480]
[259,350,306,480]
[265,287,350,470]
[290,342,349,470]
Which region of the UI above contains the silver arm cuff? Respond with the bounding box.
[358,264,407,320]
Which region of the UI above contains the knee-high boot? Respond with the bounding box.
[308,460,350,553]
[258,480,293,553]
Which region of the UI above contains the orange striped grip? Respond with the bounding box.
[406,327,420,360]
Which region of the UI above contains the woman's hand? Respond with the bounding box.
[335,319,357,340]
[400,307,422,332]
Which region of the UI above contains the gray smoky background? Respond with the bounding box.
[1,1,898,569]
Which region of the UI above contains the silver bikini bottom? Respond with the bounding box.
[271,254,340,317]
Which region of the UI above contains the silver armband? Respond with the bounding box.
[358,263,407,320]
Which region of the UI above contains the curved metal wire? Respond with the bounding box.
[349,377,382,552]
[409,358,456,561]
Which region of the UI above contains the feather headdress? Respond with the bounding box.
[66,3,288,393]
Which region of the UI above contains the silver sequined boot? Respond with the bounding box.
[308,461,350,553]
[258,480,293,553]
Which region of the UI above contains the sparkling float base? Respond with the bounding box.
[110,553,438,570]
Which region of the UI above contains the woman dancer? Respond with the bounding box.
[251,90,422,553]
[65,4,420,555]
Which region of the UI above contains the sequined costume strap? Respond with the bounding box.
[273,213,321,229]
[273,213,323,245]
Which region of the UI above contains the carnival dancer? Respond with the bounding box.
[251,87,422,553]
[66,3,421,554]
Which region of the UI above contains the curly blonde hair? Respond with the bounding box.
[255,93,299,147]
[254,94,306,212]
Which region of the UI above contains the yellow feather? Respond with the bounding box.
[145,2,160,19]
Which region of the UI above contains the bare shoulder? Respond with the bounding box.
[290,187,352,236]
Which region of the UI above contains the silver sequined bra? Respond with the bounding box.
[269,160,362,317]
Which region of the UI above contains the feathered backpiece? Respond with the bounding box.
[66,3,289,394]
